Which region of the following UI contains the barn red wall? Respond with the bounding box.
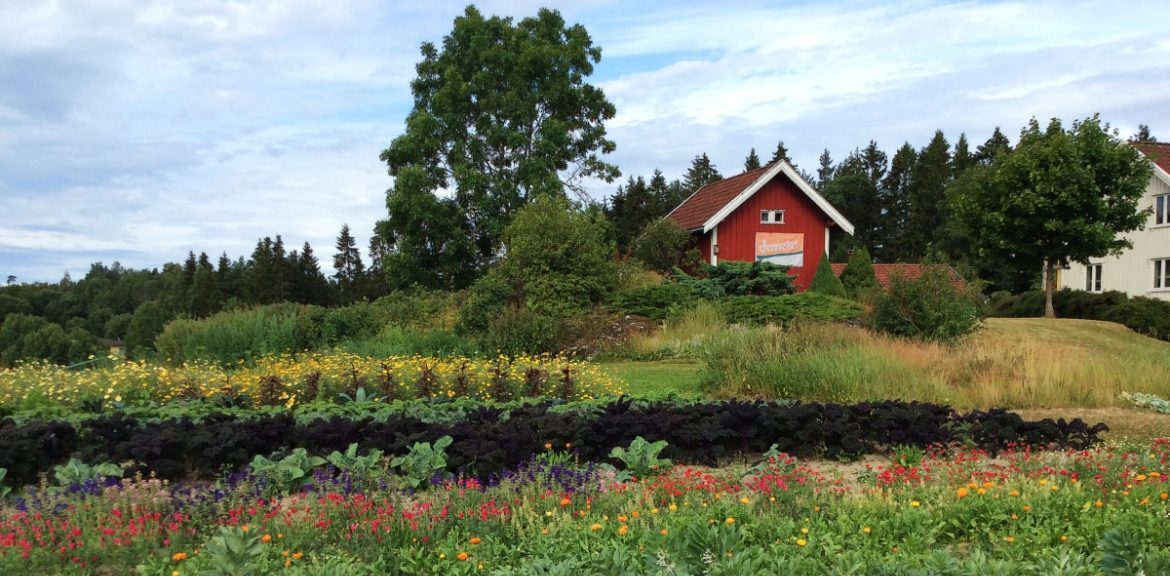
[707,176,832,291]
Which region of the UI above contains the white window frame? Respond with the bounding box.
[1155,194,1169,227]
[1155,258,1170,291]
[1085,263,1102,293]
[760,210,785,225]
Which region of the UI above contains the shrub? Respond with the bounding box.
[719,293,862,326]
[483,305,565,355]
[676,261,796,299]
[838,247,881,300]
[807,257,846,298]
[455,273,513,335]
[632,219,691,274]
[1102,296,1170,340]
[870,265,982,343]
[609,283,698,322]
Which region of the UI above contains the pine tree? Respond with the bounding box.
[683,153,722,194]
[743,148,761,171]
[333,224,366,304]
[292,241,332,305]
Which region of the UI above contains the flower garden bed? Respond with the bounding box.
[1,439,1168,575]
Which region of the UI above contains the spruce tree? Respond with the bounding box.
[877,143,916,261]
[816,149,834,189]
[744,148,761,171]
[839,247,881,299]
[905,131,951,259]
[683,153,722,194]
[770,140,792,165]
[333,224,366,304]
[807,256,846,298]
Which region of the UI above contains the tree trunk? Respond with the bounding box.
[1044,260,1056,318]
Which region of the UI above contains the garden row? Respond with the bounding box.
[0,399,1107,487]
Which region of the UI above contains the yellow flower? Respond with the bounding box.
[725,517,735,525]
[796,538,807,547]
[863,526,871,534]
[618,525,629,536]
[910,500,921,508]
[590,523,603,531]
[956,487,969,498]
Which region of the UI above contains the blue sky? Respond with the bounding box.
[2,0,1168,283]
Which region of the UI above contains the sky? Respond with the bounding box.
[2,0,1168,283]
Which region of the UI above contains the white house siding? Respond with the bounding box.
[1059,173,1170,301]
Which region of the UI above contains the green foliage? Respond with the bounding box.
[155,303,389,364]
[1120,391,1170,415]
[891,444,926,468]
[248,448,326,495]
[631,218,692,274]
[1102,297,1170,341]
[483,305,565,355]
[53,458,122,487]
[951,115,1152,316]
[200,525,265,576]
[390,435,453,490]
[838,247,882,300]
[609,283,698,322]
[376,6,618,288]
[604,436,672,482]
[870,266,982,343]
[718,293,862,326]
[807,256,847,298]
[326,443,385,489]
[0,313,98,367]
[676,261,796,299]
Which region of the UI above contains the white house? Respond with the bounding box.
[1058,142,1170,301]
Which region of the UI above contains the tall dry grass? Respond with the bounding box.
[694,318,1170,409]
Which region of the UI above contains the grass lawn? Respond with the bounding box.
[600,359,705,398]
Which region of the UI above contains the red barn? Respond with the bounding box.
[665,161,854,290]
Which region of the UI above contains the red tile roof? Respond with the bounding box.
[665,164,775,231]
[1136,142,1170,175]
[829,263,965,291]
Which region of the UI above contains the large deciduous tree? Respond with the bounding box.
[952,115,1151,317]
[377,6,619,289]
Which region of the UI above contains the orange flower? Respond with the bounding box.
[261,534,272,543]
[590,523,603,531]
[618,525,629,536]
[469,537,482,545]
[660,529,668,536]
[292,552,304,560]
[457,552,470,561]
[172,552,188,562]
[560,497,571,507]
[956,487,969,498]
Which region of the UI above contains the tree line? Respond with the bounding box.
[0,225,388,365]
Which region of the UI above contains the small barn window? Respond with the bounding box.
[1156,194,1168,226]
[760,210,785,224]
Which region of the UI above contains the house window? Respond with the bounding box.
[760,210,785,224]
[1156,194,1168,226]
[1156,258,1170,290]
[1085,264,1102,292]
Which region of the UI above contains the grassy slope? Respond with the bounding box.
[601,317,1170,438]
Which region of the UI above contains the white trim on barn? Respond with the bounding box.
[700,161,855,235]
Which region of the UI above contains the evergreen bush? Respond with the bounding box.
[807,257,847,298]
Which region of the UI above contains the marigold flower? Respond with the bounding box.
[660,529,668,536]
[863,526,871,534]
[261,534,271,543]
[457,552,470,561]
[172,552,187,562]
[590,523,602,531]
[910,500,921,508]
[469,537,481,545]
[956,487,969,498]
[560,497,571,507]
[725,517,735,525]
[796,538,807,547]
[618,525,629,536]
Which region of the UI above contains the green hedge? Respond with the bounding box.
[719,292,862,326]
